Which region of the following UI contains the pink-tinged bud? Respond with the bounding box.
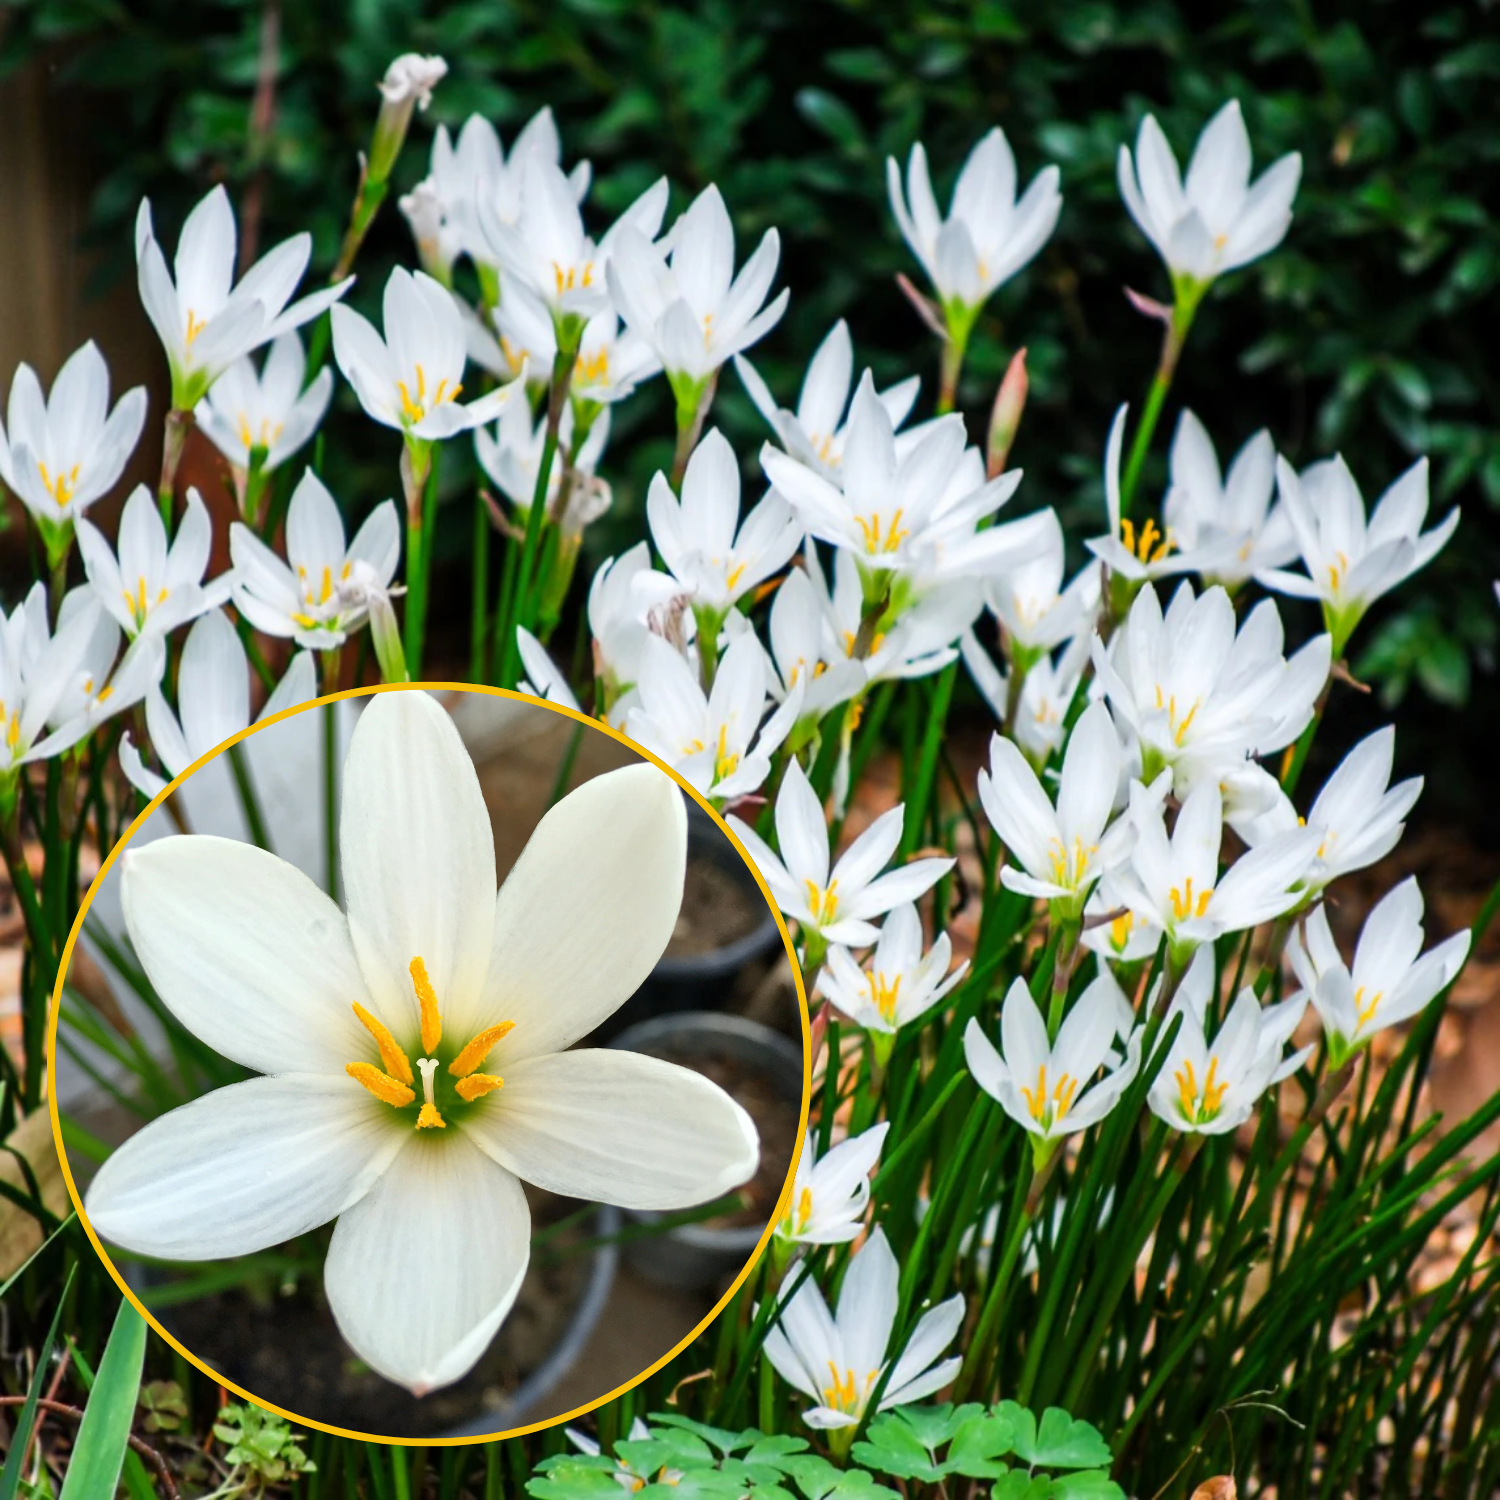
[1124,285,1174,324]
[986,348,1029,478]
[895,273,948,341]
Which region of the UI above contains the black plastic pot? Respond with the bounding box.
[598,808,785,1041]
[609,1011,803,1290]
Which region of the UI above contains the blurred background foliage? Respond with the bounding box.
[2,0,1498,820]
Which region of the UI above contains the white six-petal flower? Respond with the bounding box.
[817,903,967,1038]
[774,1121,889,1250]
[195,331,333,475]
[85,691,758,1395]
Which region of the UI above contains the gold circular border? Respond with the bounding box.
[46,680,811,1447]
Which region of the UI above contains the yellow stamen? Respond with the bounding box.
[803,879,839,926]
[346,1061,416,1108]
[853,510,909,555]
[1109,911,1134,950]
[871,972,901,1026]
[795,1184,814,1232]
[184,310,207,346]
[352,1001,413,1085]
[1022,1063,1050,1122]
[417,1102,447,1129]
[1168,878,1213,922]
[409,956,443,1054]
[1354,986,1383,1030]
[449,1022,515,1077]
[713,723,741,784]
[456,1073,504,1102]
[5,712,19,751]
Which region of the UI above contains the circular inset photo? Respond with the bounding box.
[49,685,807,1442]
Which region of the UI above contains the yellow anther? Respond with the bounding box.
[455,1073,504,1102]
[1176,1056,1230,1123]
[795,1185,814,1232]
[1109,911,1134,950]
[870,972,902,1026]
[409,956,443,1053]
[1022,1064,1050,1122]
[803,879,840,926]
[184,310,207,346]
[416,1102,447,1129]
[1354,986,1383,1029]
[346,1061,416,1109]
[853,510,909,555]
[575,348,610,385]
[1327,550,1350,594]
[5,712,20,751]
[352,1001,413,1085]
[713,723,741,784]
[725,561,746,592]
[449,1022,515,1077]
[1168,878,1213,922]
[38,461,79,509]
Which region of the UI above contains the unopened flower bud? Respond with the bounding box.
[986,348,1029,478]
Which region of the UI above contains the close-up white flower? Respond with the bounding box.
[119,609,316,799]
[887,129,1062,321]
[1287,878,1470,1069]
[763,1226,963,1432]
[774,1121,889,1251]
[194,331,334,477]
[332,268,522,441]
[817,902,967,1042]
[136,184,352,407]
[1117,100,1301,287]
[45,588,163,746]
[1086,405,1191,588]
[964,973,1139,1155]
[727,756,953,951]
[230,471,401,651]
[475,397,610,520]
[85,690,759,1395]
[0,341,147,550]
[1258,455,1460,656]
[75,485,233,644]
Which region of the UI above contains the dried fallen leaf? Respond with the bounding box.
[1189,1479,1237,1500]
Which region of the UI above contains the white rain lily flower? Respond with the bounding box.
[774,1122,889,1252]
[1288,879,1470,1070]
[961,629,1090,767]
[1117,101,1301,287]
[76,485,232,644]
[887,128,1062,324]
[763,374,1042,585]
[1149,959,1311,1134]
[766,565,866,731]
[607,184,789,403]
[986,507,1100,656]
[625,632,800,803]
[644,429,802,619]
[727,756,953,952]
[1081,874,1164,966]
[1162,410,1295,588]
[1258,455,1459,657]
[1243,726,1421,895]
[1117,781,1318,966]
[475,398,610,519]
[401,109,588,283]
[0,341,147,551]
[0,586,110,795]
[817,903,967,1045]
[764,1227,964,1434]
[565,1418,681,1489]
[588,543,654,714]
[46,589,162,744]
[480,283,659,408]
[136,185,351,407]
[977,702,1137,919]
[85,691,758,1395]
[514,628,581,712]
[1093,579,1331,795]
[195,331,334,475]
[332,268,522,441]
[964,973,1139,1157]
[734,320,920,482]
[810,545,982,687]
[119,610,316,799]
[479,157,669,332]
[1086,405,1191,587]
[230,470,401,651]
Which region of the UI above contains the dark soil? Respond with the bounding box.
[151,1185,591,1439]
[638,1044,801,1230]
[662,855,766,959]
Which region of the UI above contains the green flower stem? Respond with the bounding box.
[490,522,521,685]
[156,408,193,530]
[952,1158,1035,1401]
[469,487,491,681]
[896,660,957,860]
[669,371,719,492]
[937,303,977,415]
[1118,281,1205,518]
[757,1350,776,1435]
[1046,918,1081,1038]
[502,342,577,687]
[321,695,340,902]
[226,744,271,853]
[400,440,439,677]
